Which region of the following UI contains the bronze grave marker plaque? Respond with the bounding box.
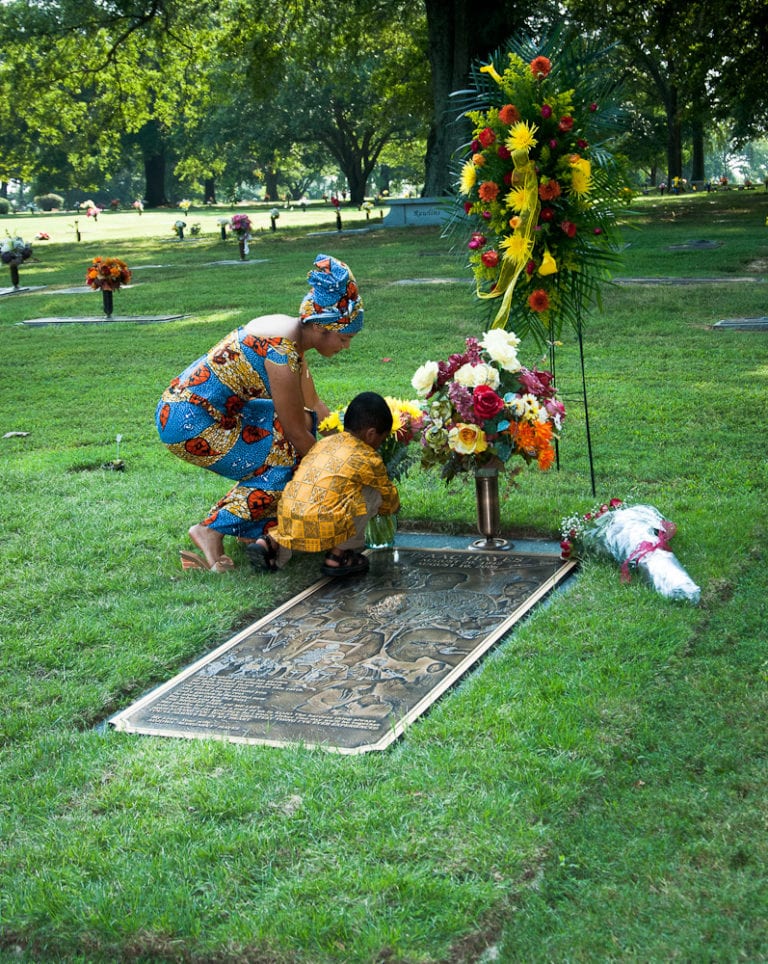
[109,547,576,753]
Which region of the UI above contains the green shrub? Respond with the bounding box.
[33,192,64,211]
[0,198,11,215]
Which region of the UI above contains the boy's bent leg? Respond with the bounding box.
[334,486,383,552]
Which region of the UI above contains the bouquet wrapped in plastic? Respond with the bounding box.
[562,502,700,603]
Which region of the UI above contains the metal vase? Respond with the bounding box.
[472,469,510,550]
[102,288,114,317]
[9,261,20,289]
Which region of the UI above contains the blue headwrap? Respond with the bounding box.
[298,254,364,333]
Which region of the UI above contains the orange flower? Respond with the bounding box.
[478,181,500,202]
[538,178,562,201]
[499,104,521,125]
[528,289,550,312]
[472,153,486,167]
[530,56,551,79]
[538,445,556,470]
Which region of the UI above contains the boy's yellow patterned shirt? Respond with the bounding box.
[276,432,400,552]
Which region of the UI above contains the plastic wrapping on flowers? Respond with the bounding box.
[564,502,700,603]
[448,27,631,345]
[1,236,33,264]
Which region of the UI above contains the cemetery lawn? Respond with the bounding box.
[1,192,767,962]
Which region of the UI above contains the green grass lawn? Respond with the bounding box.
[1,192,767,963]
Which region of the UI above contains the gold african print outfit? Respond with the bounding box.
[276,432,399,552]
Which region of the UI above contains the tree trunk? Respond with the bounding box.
[690,117,705,182]
[665,83,683,182]
[144,150,167,207]
[422,0,526,198]
[204,177,216,204]
[264,168,279,203]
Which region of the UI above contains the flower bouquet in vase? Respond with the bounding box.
[411,329,565,548]
[1,235,33,288]
[229,214,252,259]
[85,256,132,317]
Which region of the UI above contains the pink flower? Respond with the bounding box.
[589,102,598,112]
[560,220,577,238]
[549,139,559,150]
[541,104,553,119]
[468,232,486,250]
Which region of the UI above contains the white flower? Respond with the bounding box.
[411,360,439,396]
[480,329,521,371]
[454,362,500,390]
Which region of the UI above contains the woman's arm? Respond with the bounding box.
[266,360,317,458]
[301,364,330,423]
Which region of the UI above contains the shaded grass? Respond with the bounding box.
[1,192,767,962]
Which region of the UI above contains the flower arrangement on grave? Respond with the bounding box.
[319,396,423,483]
[559,499,700,602]
[411,329,565,482]
[229,213,252,239]
[1,235,32,265]
[85,256,132,291]
[179,199,192,212]
[449,29,629,344]
[173,219,186,239]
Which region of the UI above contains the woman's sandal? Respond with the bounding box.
[179,550,234,574]
[321,548,370,578]
[245,534,280,573]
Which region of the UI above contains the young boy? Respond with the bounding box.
[252,392,400,576]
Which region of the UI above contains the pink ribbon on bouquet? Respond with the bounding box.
[620,520,677,583]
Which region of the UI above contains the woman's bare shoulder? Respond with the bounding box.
[244,314,300,340]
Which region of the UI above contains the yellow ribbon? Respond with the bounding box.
[476,148,541,329]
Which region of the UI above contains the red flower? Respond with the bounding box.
[464,201,473,214]
[530,56,551,79]
[560,220,577,238]
[528,289,550,312]
[538,179,562,201]
[473,384,505,420]
[525,259,536,276]
[497,145,512,160]
[480,249,499,267]
[540,206,555,222]
[549,138,559,149]
[478,127,496,147]
[478,181,499,202]
[499,104,521,124]
[541,104,553,119]
[558,115,575,132]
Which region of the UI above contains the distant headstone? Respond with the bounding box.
[382,198,449,228]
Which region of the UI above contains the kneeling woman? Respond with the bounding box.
[155,254,363,572]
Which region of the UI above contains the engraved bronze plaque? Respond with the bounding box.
[109,547,576,753]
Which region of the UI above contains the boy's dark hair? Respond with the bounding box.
[343,392,393,436]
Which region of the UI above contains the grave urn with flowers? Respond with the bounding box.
[85,256,132,317]
[229,213,252,259]
[1,235,33,288]
[411,329,565,548]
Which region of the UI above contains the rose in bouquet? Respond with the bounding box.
[229,213,252,239]
[85,256,132,291]
[1,235,33,265]
[449,29,629,344]
[319,396,423,482]
[411,329,565,482]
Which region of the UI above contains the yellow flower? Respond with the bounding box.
[504,186,529,212]
[460,160,477,195]
[499,233,531,265]
[319,410,342,433]
[570,156,592,195]
[506,120,538,153]
[448,423,489,455]
[538,247,558,276]
[479,63,503,85]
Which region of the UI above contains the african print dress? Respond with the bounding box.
[156,329,305,540]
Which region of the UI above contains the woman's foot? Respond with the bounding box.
[321,548,369,578]
[188,523,234,571]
